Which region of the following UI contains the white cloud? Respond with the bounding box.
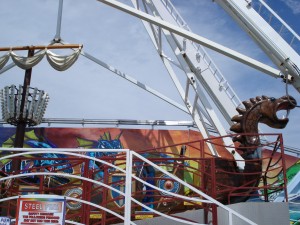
[280,0,300,14]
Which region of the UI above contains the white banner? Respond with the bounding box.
[16,195,66,225]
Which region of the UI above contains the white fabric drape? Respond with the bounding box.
[10,50,46,70]
[0,48,81,71]
[0,53,10,70]
[46,48,81,71]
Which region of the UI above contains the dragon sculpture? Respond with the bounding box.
[230,95,296,156]
[222,95,297,203]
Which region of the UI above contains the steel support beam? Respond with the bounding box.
[97,0,283,79]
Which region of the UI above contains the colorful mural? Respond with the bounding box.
[0,127,299,223]
[0,127,201,213]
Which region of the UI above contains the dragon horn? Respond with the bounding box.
[115,131,123,140]
[101,132,110,140]
[242,100,252,109]
[231,115,242,122]
[250,98,257,104]
[230,123,242,133]
[236,107,246,114]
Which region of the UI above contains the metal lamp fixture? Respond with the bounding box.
[0,85,49,126]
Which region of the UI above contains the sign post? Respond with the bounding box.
[16,195,66,225]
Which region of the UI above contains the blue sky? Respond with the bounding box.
[276,0,300,22]
[0,0,299,149]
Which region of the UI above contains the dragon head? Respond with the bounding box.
[230,95,296,149]
[259,95,296,129]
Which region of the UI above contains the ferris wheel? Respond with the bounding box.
[0,0,299,160]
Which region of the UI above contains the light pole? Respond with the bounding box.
[14,49,35,149]
[0,84,49,172]
[1,49,49,173]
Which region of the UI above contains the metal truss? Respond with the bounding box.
[215,0,300,92]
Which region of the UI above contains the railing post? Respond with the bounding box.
[200,140,209,223]
[279,134,289,202]
[211,158,218,225]
[102,164,108,225]
[263,175,269,202]
[82,157,90,225]
[229,211,233,225]
[124,150,132,224]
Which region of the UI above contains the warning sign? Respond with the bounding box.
[16,195,66,225]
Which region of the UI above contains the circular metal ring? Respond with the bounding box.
[64,187,83,210]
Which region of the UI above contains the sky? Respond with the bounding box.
[0,0,299,150]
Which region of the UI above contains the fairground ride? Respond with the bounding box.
[0,0,299,225]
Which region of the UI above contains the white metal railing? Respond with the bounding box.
[0,148,258,225]
[130,151,257,225]
[0,118,196,128]
[252,0,300,53]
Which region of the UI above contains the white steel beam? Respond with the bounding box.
[124,150,132,224]
[0,61,16,74]
[215,0,300,92]
[60,40,188,114]
[79,49,189,114]
[54,0,64,41]
[97,0,283,79]
[26,118,196,128]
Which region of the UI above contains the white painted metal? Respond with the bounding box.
[124,150,133,225]
[255,0,299,47]
[142,0,241,122]
[215,0,300,92]
[229,212,233,225]
[54,0,64,41]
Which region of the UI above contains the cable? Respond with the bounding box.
[284,61,300,108]
[285,81,300,108]
[287,86,300,107]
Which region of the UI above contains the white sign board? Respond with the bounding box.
[16,195,66,225]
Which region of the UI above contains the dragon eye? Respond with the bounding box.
[269,97,276,102]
